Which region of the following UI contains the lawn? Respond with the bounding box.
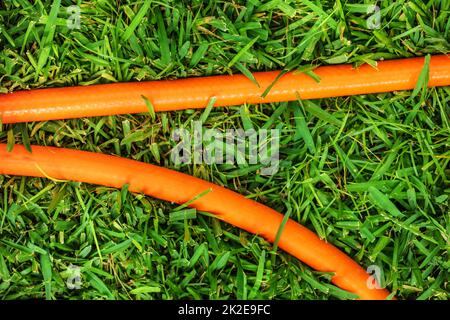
[0,0,449,300]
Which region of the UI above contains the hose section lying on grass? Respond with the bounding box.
[0,144,391,300]
[1,55,449,124]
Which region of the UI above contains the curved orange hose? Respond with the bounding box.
[1,55,449,124]
[0,144,391,300]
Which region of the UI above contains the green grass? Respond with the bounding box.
[0,0,449,300]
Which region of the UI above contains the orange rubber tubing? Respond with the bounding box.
[1,55,449,124]
[0,144,391,300]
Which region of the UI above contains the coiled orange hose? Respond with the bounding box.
[1,55,449,124]
[0,144,391,300]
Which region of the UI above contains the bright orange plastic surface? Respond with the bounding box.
[1,55,449,124]
[0,144,391,300]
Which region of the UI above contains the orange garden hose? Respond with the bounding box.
[0,144,391,300]
[2,56,449,299]
[1,55,449,124]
